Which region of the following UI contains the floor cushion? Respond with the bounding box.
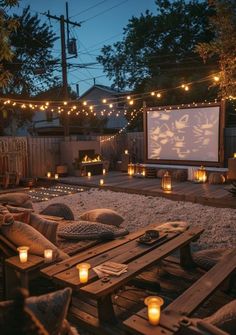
[0,288,72,335]
[155,221,189,233]
[40,203,74,221]
[0,192,33,209]
[0,205,14,226]
[193,248,234,271]
[58,220,129,240]
[204,300,236,334]
[1,220,68,260]
[30,213,58,245]
[79,208,124,227]
[6,205,33,224]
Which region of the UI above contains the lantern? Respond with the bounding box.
[17,246,29,263]
[197,166,207,183]
[100,179,104,186]
[145,296,164,326]
[128,163,135,176]
[47,172,51,178]
[161,172,172,191]
[44,249,53,263]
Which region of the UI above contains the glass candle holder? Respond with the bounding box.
[54,173,59,180]
[87,172,91,177]
[234,153,236,158]
[100,179,104,186]
[76,263,91,283]
[47,172,51,178]
[44,249,53,263]
[144,296,164,326]
[102,168,106,175]
[17,246,29,263]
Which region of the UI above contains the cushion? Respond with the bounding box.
[0,205,14,226]
[6,205,33,224]
[30,213,58,245]
[204,300,236,334]
[40,203,74,221]
[58,220,129,240]
[0,220,68,260]
[155,221,189,233]
[193,248,234,271]
[0,288,72,335]
[0,192,33,209]
[79,208,124,227]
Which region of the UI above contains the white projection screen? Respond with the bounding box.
[145,104,224,165]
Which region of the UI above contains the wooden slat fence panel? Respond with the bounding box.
[27,136,63,177]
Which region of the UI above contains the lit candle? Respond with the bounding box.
[102,168,106,175]
[87,172,91,177]
[145,296,164,326]
[234,153,236,158]
[54,173,59,180]
[142,170,146,177]
[76,263,91,283]
[44,249,53,263]
[125,150,129,155]
[47,172,51,178]
[100,179,104,186]
[17,246,29,263]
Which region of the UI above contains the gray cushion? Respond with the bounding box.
[204,300,236,334]
[1,220,68,260]
[40,203,74,221]
[79,208,124,227]
[0,192,33,209]
[193,248,234,271]
[58,220,129,240]
[0,288,72,335]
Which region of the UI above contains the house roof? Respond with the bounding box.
[78,84,129,100]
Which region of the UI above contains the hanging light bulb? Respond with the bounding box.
[151,92,155,96]
[156,93,161,98]
[214,76,220,82]
[102,99,107,103]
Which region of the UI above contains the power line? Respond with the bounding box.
[70,0,109,19]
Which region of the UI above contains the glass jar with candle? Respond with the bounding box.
[44,249,53,263]
[17,246,29,263]
[76,263,91,283]
[145,296,164,326]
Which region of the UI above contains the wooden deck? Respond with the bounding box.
[60,172,236,209]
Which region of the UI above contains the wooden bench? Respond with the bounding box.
[123,248,236,335]
[41,225,203,333]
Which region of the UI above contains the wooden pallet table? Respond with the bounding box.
[41,225,203,334]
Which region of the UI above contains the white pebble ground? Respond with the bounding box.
[33,188,236,251]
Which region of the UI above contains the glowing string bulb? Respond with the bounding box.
[63,101,67,105]
[156,93,161,98]
[127,96,131,100]
[83,101,87,106]
[102,99,107,103]
[109,104,113,108]
[214,76,220,82]
[129,100,134,105]
[184,86,189,91]
[151,92,155,96]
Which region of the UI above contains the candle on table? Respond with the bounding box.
[100,179,104,186]
[87,172,91,177]
[44,249,53,262]
[76,263,91,283]
[234,153,236,158]
[145,296,164,326]
[17,246,29,263]
[125,150,129,155]
[102,168,106,175]
[54,173,59,180]
[47,172,51,178]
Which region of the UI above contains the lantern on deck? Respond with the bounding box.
[196,166,207,183]
[128,163,135,176]
[161,172,172,191]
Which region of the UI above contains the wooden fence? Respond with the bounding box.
[0,128,235,178]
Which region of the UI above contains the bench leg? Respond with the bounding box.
[5,266,29,299]
[180,244,196,269]
[97,294,117,324]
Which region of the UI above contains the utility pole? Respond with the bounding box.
[45,7,81,136]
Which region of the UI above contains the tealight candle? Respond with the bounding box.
[145,296,164,326]
[125,150,129,155]
[17,246,29,263]
[100,179,104,186]
[102,168,106,175]
[87,172,91,177]
[44,249,53,263]
[76,263,91,283]
[54,173,59,179]
[234,153,236,158]
[47,172,51,178]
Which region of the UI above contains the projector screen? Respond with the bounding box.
[146,105,221,163]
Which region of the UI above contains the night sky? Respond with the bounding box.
[12,0,157,95]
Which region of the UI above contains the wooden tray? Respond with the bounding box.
[137,233,168,245]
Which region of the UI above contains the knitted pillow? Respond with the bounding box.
[0,288,72,335]
[29,213,58,245]
[0,192,33,209]
[1,220,68,260]
[204,300,236,334]
[79,208,124,227]
[58,220,129,240]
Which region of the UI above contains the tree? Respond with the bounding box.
[97,0,217,130]
[196,0,236,99]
